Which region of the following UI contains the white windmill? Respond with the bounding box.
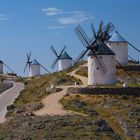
[107,31,128,65]
[74,22,116,85]
[24,52,50,77]
[87,44,116,85]
[107,31,140,65]
[51,45,73,71]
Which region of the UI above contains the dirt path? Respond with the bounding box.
[34,66,88,116]
[0,82,24,123]
[34,86,70,116]
[69,69,88,86]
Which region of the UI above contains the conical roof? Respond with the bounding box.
[59,51,72,60]
[88,43,115,56]
[108,31,127,42]
[32,59,40,65]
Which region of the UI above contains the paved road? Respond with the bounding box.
[0,82,24,123]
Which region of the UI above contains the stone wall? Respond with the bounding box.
[67,87,140,95]
[117,65,140,71]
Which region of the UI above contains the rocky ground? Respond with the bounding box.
[0,114,121,140]
[61,94,140,140]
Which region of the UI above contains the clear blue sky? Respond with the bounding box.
[0,0,140,76]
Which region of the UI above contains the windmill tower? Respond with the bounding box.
[29,59,40,77]
[24,52,50,77]
[107,31,128,65]
[51,46,73,71]
[87,44,116,85]
[74,22,116,85]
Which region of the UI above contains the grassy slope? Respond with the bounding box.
[61,94,140,140]
[0,114,121,140]
[6,71,81,117]
[0,69,120,140]
[0,64,140,140]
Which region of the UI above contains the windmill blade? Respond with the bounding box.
[75,25,91,48]
[50,46,59,57]
[103,23,115,39]
[96,57,107,75]
[91,23,97,40]
[51,58,59,69]
[27,52,32,62]
[77,25,92,44]
[128,42,140,53]
[74,49,89,65]
[23,63,29,73]
[99,22,115,42]
[107,22,115,34]
[59,45,66,57]
[97,21,104,37]
[34,59,50,74]
[40,64,50,74]
[3,63,14,73]
[103,22,115,35]
[91,49,106,74]
[28,51,31,59]
[71,58,75,65]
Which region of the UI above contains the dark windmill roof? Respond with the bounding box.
[59,51,72,60]
[88,43,115,56]
[32,59,40,65]
[0,60,3,64]
[108,31,127,42]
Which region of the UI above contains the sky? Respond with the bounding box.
[0,0,140,76]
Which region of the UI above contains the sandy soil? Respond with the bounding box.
[34,66,88,116]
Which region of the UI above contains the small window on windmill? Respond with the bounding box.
[96,67,99,70]
[117,43,119,45]
[100,56,102,59]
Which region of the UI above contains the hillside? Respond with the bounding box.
[0,63,140,140]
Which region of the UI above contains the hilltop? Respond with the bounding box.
[0,62,140,140]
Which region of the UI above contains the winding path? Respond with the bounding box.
[34,67,88,116]
[34,86,70,116]
[0,82,24,123]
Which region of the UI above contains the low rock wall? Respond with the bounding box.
[117,65,140,71]
[67,87,140,95]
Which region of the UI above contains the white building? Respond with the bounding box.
[29,59,40,77]
[88,43,116,85]
[58,51,73,71]
[0,60,3,74]
[107,31,128,65]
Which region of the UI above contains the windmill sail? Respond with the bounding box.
[34,59,50,74]
[24,52,32,73]
[3,63,14,73]
[74,22,110,74]
[50,45,66,69]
